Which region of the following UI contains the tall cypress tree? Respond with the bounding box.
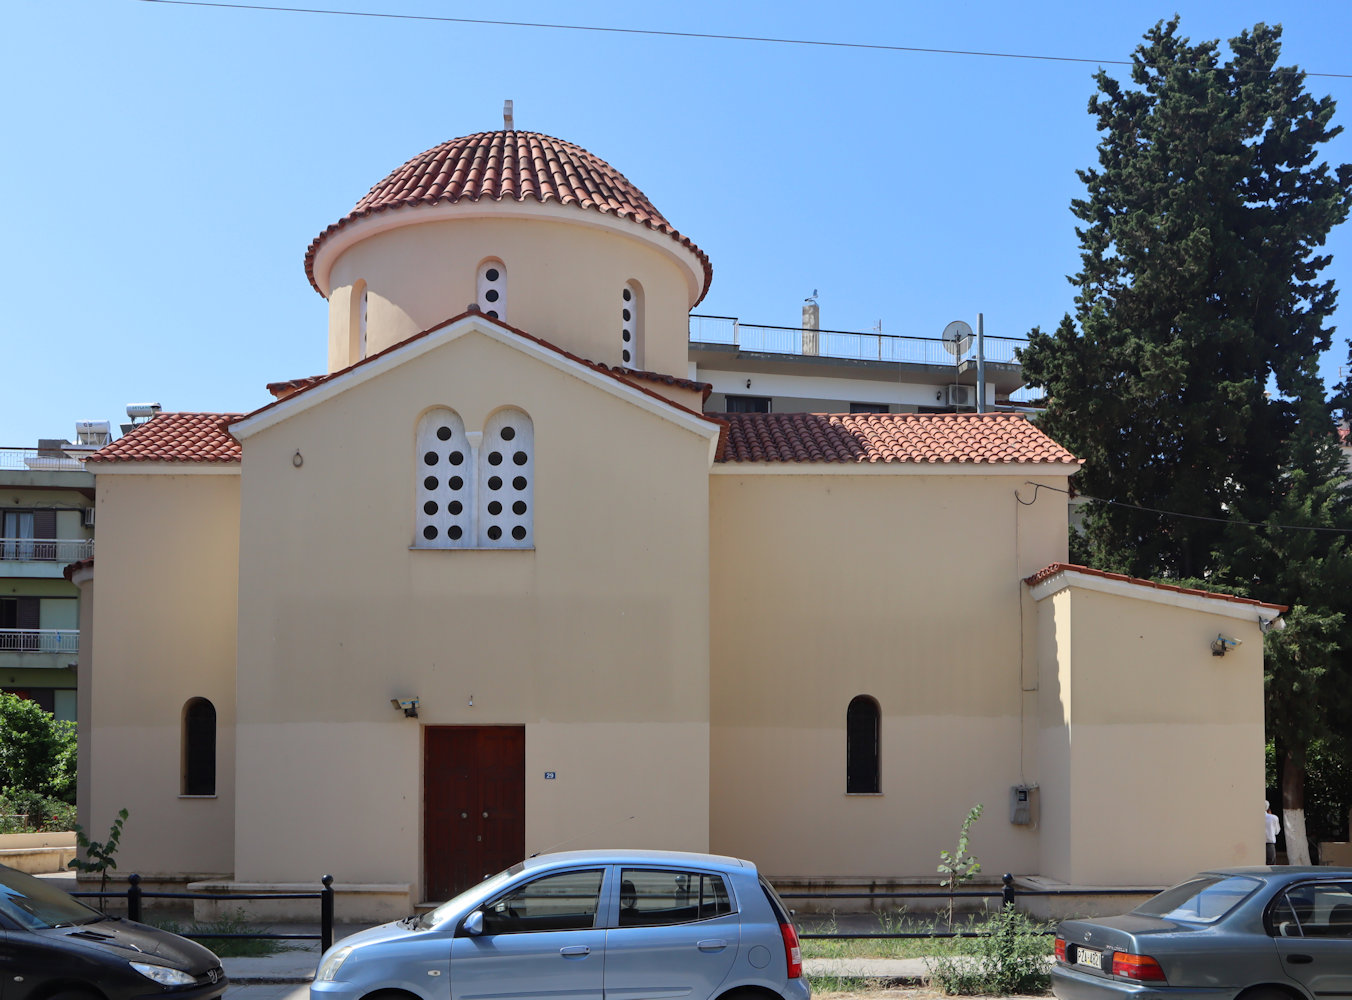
[1020,18,1352,580]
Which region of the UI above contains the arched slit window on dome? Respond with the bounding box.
[479,408,533,548]
[846,695,880,794]
[348,280,368,363]
[182,697,217,796]
[415,408,473,548]
[478,260,506,321]
[621,281,644,368]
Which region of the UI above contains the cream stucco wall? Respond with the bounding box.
[324,212,694,378]
[1035,582,1266,885]
[231,321,715,890]
[84,471,239,877]
[708,470,1072,878]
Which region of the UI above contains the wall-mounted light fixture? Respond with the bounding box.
[292,450,304,468]
[1260,616,1286,635]
[1210,635,1241,657]
[745,379,752,389]
[390,697,420,718]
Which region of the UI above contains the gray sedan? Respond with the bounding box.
[1052,867,1352,1000]
[312,849,810,1000]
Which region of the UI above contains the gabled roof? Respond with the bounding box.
[305,130,711,303]
[86,413,243,464]
[714,412,1080,465]
[1025,563,1287,613]
[236,309,724,437]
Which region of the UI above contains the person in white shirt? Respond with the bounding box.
[1265,800,1281,865]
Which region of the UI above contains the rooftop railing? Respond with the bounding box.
[0,448,86,471]
[689,314,1026,367]
[0,630,79,654]
[0,539,95,563]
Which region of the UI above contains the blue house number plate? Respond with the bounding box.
[544,772,556,779]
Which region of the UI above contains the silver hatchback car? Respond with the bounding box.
[313,849,810,1000]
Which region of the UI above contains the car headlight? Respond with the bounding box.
[317,945,354,982]
[130,961,197,986]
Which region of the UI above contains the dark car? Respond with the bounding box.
[1052,867,1352,1000]
[0,864,227,999]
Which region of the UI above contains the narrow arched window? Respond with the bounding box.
[479,408,533,548]
[415,408,472,548]
[621,281,644,368]
[183,698,216,796]
[358,286,369,359]
[478,260,506,321]
[846,695,880,793]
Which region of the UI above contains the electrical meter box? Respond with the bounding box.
[1010,784,1038,826]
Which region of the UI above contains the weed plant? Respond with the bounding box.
[150,909,296,958]
[925,905,1052,995]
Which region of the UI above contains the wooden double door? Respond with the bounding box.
[423,725,525,902]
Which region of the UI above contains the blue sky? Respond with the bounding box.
[6,1,1352,446]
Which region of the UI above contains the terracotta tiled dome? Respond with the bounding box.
[305,131,710,301]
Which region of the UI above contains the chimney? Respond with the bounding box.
[503,99,514,131]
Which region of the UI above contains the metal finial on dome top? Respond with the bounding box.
[503,99,514,131]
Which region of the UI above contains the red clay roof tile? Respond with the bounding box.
[715,412,1080,465]
[305,131,711,304]
[86,413,242,464]
[1023,563,1287,612]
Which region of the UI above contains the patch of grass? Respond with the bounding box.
[799,909,994,961]
[149,908,298,958]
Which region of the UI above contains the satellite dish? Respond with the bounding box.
[942,320,974,356]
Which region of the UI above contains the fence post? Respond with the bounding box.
[128,873,142,922]
[321,875,334,952]
[1002,873,1015,910]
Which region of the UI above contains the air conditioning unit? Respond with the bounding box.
[83,507,96,527]
[944,385,975,408]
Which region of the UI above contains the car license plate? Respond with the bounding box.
[1076,946,1103,970]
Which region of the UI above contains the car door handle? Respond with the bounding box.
[560,946,591,957]
[1286,954,1313,964]
[698,939,729,951]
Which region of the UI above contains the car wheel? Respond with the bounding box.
[1238,988,1301,1000]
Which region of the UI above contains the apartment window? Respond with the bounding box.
[846,695,880,794]
[621,281,644,368]
[182,698,217,796]
[725,395,771,414]
[415,409,472,548]
[478,260,506,321]
[479,409,533,548]
[0,597,40,650]
[849,402,890,414]
[2,509,55,560]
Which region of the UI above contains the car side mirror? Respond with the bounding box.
[463,910,484,936]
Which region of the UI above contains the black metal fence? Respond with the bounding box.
[783,873,1160,939]
[72,873,336,952]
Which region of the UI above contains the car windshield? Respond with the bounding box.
[0,866,105,930]
[1133,875,1262,924]
[419,863,525,929]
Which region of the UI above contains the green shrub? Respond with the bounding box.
[926,905,1052,995]
[150,909,295,957]
[0,788,76,831]
[0,693,76,801]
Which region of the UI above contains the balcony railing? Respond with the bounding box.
[0,630,79,654]
[0,448,85,471]
[689,314,1026,366]
[0,538,94,563]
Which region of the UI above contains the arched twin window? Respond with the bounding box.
[415,407,533,549]
[846,695,880,794]
[182,697,216,796]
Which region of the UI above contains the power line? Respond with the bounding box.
[134,1,1352,81]
[1026,482,1352,534]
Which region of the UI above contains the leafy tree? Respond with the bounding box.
[0,692,76,801]
[1020,18,1352,580]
